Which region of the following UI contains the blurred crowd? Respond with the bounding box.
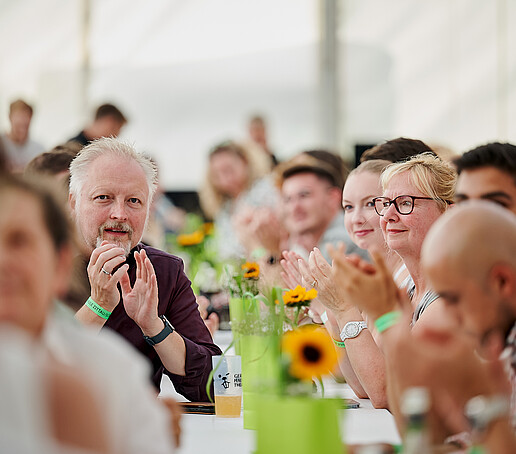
[1,97,516,453]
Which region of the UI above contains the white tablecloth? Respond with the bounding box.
[160,330,401,453]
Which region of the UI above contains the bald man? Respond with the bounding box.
[422,201,516,349]
[376,202,516,449]
[420,202,516,443]
[454,142,516,215]
[327,202,516,447]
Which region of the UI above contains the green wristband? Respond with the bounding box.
[374,310,402,333]
[85,297,112,320]
[469,446,486,454]
[333,338,346,348]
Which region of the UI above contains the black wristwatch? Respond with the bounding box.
[143,315,175,346]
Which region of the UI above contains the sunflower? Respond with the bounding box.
[177,230,204,246]
[242,262,260,279]
[282,326,338,381]
[202,222,214,235]
[281,285,318,307]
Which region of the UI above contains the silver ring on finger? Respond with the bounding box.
[311,279,317,288]
[101,267,111,276]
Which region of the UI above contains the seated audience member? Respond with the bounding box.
[24,143,95,311]
[277,150,368,262]
[360,137,437,163]
[281,160,401,407]
[70,138,221,399]
[454,142,516,214]
[199,140,277,260]
[318,152,454,418]
[372,152,456,328]
[69,103,127,146]
[0,327,109,454]
[1,99,44,172]
[388,202,516,451]
[0,175,176,453]
[25,142,82,183]
[385,316,514,453]
[327,202,516,448]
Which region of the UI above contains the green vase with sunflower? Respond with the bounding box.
[255,396,343,453]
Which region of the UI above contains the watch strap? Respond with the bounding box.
[144,315,174,346]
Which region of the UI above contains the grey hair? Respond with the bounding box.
[69,137,158,202]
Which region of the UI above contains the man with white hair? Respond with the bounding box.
[70,138,221,401]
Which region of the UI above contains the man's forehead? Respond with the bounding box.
[282,173,327,191]
[82,156,149,195]
[457,167,516,194]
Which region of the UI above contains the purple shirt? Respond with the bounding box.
[102,244,222,401]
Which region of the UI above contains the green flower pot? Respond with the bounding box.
[240,332,280,430]
[255,396,343,453]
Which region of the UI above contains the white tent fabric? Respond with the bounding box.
[1,0,515,189]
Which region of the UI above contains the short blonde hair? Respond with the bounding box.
[381,153,456,212]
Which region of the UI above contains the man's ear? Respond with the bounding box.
[489,264,515,300]
[69,193,76,213]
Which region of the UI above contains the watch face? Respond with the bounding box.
[344,323,360,338]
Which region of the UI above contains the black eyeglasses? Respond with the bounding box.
[372,195,445,216]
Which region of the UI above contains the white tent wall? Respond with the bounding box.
[1,0,515,190]
[339,0,516,155]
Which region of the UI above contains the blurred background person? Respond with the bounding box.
[0,327,110,453]
[244,114,278,168]
[69,103,127,146]
[199,140,277,260]
[277,149,368,261]
[25,142,82,183]
[1,99,44,173]
[24,142,90,311]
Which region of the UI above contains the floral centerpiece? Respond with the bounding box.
[168,214,220,294]
[280,324,338,395]
[278,284,318,328]
[255,322,343,454]
[225,266,341,435]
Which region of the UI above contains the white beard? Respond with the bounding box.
[96,236,132,257]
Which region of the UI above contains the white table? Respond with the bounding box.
[160,330,401,453]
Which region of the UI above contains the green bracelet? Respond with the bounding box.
[469,446,486,454]
[374,310,402,333]
[333,338,346,348]
[85,297,112,320]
